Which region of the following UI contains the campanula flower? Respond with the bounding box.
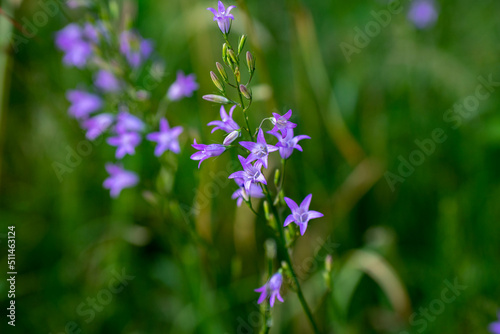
[66,90,102,119]
[408,0,438,29]
[107,131,142,159]
[269,110,297,136]
[167,71,199,101]
[240,128,278,168]
[269,129,310,160]
[231,178,264,206]
[94,69,121,92]
[228,155,266,192]
[207,1,236,34]
[190,139,226,168]
[55,23,93,68]
[254,272,284,307]
[489,311,500,334]
[207,105,239,133]
[103,163,139,198]
[284,194,323,235]
[115,111,145,133]
[146,118,183,156]
[119,30,153,68]
[82,113,113,140]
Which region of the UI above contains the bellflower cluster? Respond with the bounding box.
[197,5,324,330]
[56,6,198,197]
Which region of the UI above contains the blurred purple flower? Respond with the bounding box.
[228,155,266,192]
[254,272,284,307]
[82,113,113,140]
[55,23,93,68]
[146,118,183,156]
[190,139,226,168]
[269,110,297,136]
[269,129,310,159]
[94,69,121,92]
[284,194,323,236]
[489,312,500,334]
[103,163,139,198]
[240,128,278,168]
[107,132,142,159]
[66,90,102,119]
[208,105,239,133]
[231,178,264,206]
[408,0,438,29]
[119,30,153,68]
[115,111,145,133]
[83,23,99,43]
[167,71,199,101]
[207,1,236,34]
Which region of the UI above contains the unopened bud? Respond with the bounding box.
[228,49,238,64]
[274,169,281,187]
[238,35,247,54]
[263,200,271,221]
[222,43,230,65]
[235,66,241,82]
[246,51,255,72]
[216,62,228,82]
[210,71,224,92]
[202,94,230,104]
[223,130,240,145]
[325,254,333,272]
[240,84,251,99]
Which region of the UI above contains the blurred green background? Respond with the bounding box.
[1,0,500,333]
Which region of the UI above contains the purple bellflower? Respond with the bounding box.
[284,194,323,236]
[82,113,114,140]
[167,71,199,101]
[269,110,297,136]
[207,1,236,34]
[231,178,264,206]
[208,105,240,133]
[190,139,226,168]
[55,23,93,68]
[107,131,142,159]
[408,0,438,29]
[254,272,284,307]
[115,111,145,133]
[94,69,121,92]
[240,128,278,168]
[66,90,102,119]
[103,163,139,198]
[119,30,153,68]
[228,155,267,192]
[489,311,500,334]
[146,118,183,156]
[270,129,310,160]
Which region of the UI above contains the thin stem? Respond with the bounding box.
[261,186,321,334]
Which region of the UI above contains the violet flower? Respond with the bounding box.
[94,69,121,92]
[489,311,500,334]
[115,111,145,133]
[228,155,266,192]
[269,110,297,136]
[119,30,153,68]
[82,113,113,140]
[55,23,93,68]
[190,139,226,168]
[231,178,264,206]
[408,0,438,29]
[208,105,240,133]
[284,194,323,236]
[269,129,310,160]
[66,90,102,119]
[146,118,183,156]
[167,71,199,101]
[103,163,139,198]
[207,1,236,34]
[240,128,278,168]
[107,131,142,159]
[254,272,284,307]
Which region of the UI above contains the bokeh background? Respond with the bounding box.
[1,0,500,333]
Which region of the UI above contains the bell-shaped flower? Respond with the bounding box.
[254,272,284,307]
[228,155,267,192]
[190,139,226,168]
[103,163,139,198]
[269,129,310,160]
[207,1,236,34]
[146,118,183,156]
[284,194,323,236]
[239,128,278,168]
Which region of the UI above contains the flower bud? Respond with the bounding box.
[238,35,247,54]
[228,49,238,64]
[246,51,255,72]
[216,62,228,82]
[263,200,271,221]
[202,94,230,104]
[240,84,251,100]
[210,71,224,92]
[223,130,240,145]
[234,66,241,82]
[222,43,230,65]
[274,169,281,187]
